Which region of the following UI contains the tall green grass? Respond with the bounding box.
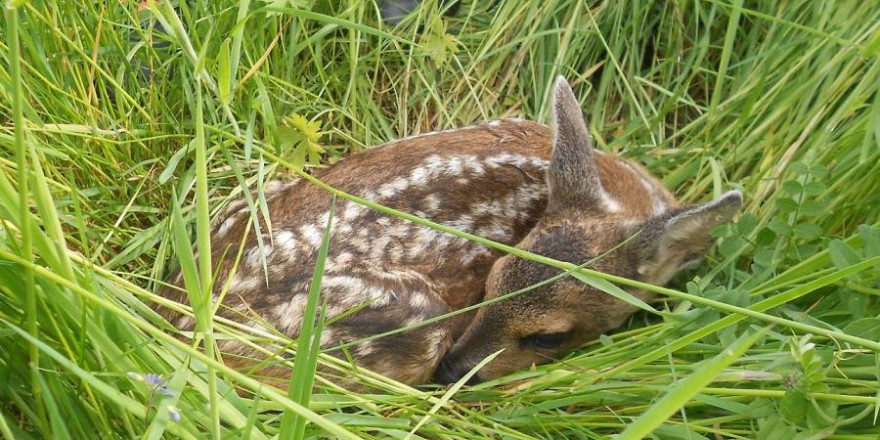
[2,0,880,438]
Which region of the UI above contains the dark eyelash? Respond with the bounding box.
[520,331,571,349]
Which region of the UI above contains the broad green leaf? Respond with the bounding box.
[829,240,861,271]
[782,181,804,194]
[793,223,822,240]
[843,318,880,340]
[780,389,809,426]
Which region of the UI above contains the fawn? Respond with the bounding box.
[157,77,742,386]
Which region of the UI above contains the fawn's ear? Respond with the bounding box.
[547,76,607,211]
[636,190,743,284]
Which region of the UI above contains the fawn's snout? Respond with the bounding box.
[434,355,482,385]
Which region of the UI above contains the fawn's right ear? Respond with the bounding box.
[547,77,608,211]
[636,190,743,284]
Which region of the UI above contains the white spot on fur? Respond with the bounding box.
[246,244,273,267]
[349,236,370,253]
[276,295,308,333]
[470,182,545,222]
[477,223,511,239]
[335,252,354,266]
[467,159,485,175]
[484,152,541,170]
[459,245,491,265]
[623,218,643,228]
[403,314,427,327]
[355,340,375,357]
[322,275,365,291]
[300,224,323,247]
[445,215,474,232]
[369,235,394,260]
[318,328,336,346]
[447,156,464,175]
[343,202,364,220]
[425,328,449,361]
[325,251,354,272]
[317,211,330,227]
[323,276,392,308]
[217,216,237,237]
[636,177,667,215]
[378,177,410,199]
[176,315,194,329]
[409,292,430,310]
[485,152,513,168]
[600,190,623,213]
[275,230,296,252]
[410,167,428,186]
[488,120,502,127]
[424,154,446,174]
[424,194,441,212]
[531,157,550,169]
[229,275,261,293]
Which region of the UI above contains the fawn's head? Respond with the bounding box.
[435,77,742,384]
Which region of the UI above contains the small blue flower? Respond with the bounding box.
[143,373,164,387]
[142,373,174,397]
[167,406,181,423]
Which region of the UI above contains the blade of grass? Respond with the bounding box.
[192,81,221,440]
[281,195,335,439]
[4,2,48,434]
[709,0,743,116]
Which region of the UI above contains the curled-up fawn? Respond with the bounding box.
[157,77,742,386]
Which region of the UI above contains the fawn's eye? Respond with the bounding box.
[520,331,571,349]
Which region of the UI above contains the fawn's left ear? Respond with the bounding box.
[547,76,607,211]
[636,190,743,283]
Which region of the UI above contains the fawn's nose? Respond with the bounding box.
[434,356,481,385]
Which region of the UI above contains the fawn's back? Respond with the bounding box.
[160,119,554,383]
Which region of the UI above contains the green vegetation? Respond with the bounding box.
[3,0,880,438]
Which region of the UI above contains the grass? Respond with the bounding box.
[2,0,880,438]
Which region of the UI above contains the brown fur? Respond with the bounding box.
[156,77,741,387]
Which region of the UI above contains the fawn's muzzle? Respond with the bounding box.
[433,356,481,385]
